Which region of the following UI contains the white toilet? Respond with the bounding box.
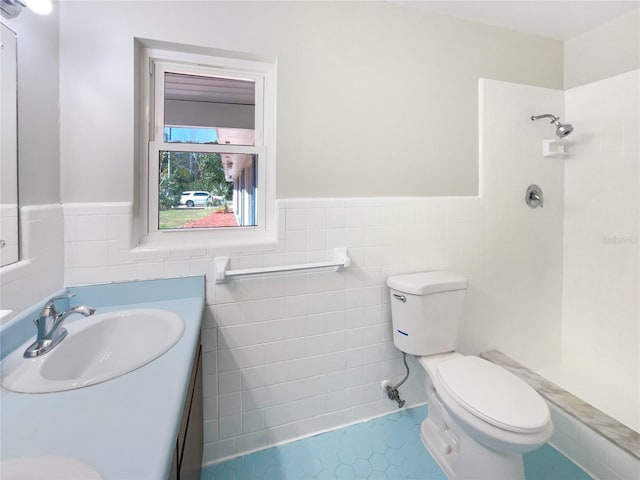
[387,271,553,480]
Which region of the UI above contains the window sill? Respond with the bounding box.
[132,227,280,260]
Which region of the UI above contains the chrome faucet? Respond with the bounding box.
[23,293,96,358]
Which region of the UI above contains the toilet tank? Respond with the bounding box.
[386,271,467,356]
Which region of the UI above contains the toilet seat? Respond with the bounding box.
[436,356,550,433]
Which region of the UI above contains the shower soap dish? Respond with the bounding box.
[542,139,567,158]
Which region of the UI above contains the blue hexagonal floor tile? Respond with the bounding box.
[385,448,405,467]
[352,458,373,478]
[337,445,357,465]
[201,405,592,480]
[320,452,340,471]
[335,464,356,479]
[369,453,388,472]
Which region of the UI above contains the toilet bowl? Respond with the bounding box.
[386,272,553,480]
[418,353,553,479]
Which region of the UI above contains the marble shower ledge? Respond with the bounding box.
[480,350,640,460]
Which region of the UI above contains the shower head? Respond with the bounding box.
[555,122,574,138]
[531,114,574,138]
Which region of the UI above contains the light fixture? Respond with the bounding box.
[24,0,52,14]
[1,0,52,18]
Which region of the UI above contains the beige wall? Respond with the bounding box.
[59,1,563,202]
[564,9,640,89]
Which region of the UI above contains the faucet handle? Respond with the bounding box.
[41,293,76,316]
[525,184,544,209]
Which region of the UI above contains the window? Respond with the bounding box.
[140,46,276,242]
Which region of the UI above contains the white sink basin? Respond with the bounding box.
[1,455,102,479]
[1,308,185,393]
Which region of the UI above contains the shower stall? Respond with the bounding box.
[536,69,639,434]
[475,67,639,477]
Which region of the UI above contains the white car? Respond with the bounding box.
[179,191,212,207]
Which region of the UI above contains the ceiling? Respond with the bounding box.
[398,1,639,40]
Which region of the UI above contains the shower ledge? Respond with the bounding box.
[480,350,639,460]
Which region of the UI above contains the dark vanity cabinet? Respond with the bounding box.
[169,342,203,480]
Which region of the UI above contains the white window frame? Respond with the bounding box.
[139,48,276,246]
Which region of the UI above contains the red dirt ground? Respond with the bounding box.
[183,210,239,228]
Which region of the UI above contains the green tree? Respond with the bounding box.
[211,181,231,199]
[189,153,228,192]
[158,151,233,210]
[159,152,190,209]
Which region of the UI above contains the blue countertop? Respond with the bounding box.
[0,276,205,479]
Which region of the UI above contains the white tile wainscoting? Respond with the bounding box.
[62,197,489,461]
[0,204,65,323]
[62,191,558,466]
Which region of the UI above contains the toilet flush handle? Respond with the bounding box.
[393,294,406,302]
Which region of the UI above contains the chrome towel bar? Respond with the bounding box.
[214,247,350,283]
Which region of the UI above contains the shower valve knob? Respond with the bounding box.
[526,185,544,208]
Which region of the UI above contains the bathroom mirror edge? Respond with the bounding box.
[0,22,20,268]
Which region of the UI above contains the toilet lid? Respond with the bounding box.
[436,356,550,433]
